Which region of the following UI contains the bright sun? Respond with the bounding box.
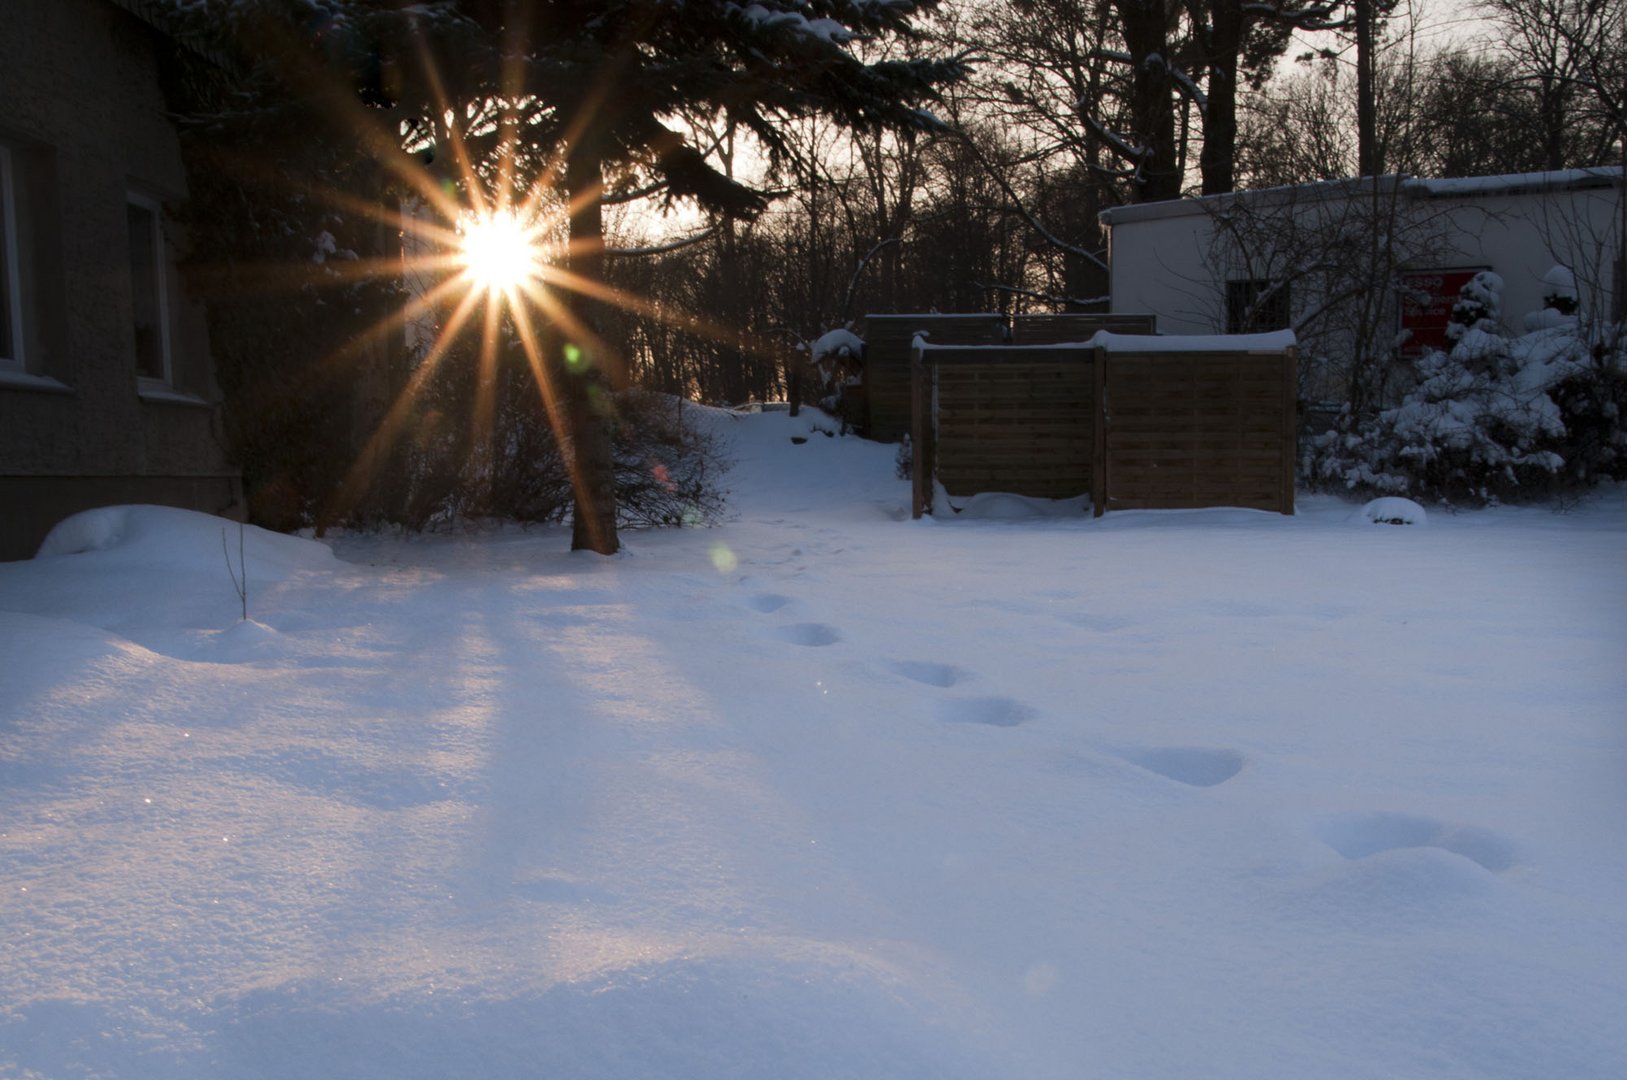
[459,210,543,292]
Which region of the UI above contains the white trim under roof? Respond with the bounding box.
[1402,167,1623,198]
[1099,167,1625,227]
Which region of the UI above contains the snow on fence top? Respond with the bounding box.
[1091,329,1296,353]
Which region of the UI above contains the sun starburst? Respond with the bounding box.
[459,209,546,293]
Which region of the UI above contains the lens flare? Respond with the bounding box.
[709,543,738,573]
[460,209,542,292]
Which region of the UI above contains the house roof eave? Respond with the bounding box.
[1099,166,1626,230]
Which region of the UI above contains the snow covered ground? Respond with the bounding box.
[3,407,1625,1079]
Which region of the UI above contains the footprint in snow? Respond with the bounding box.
[1316,812,1514,873]
[1119,746,1244,787]
[937,697,1036,728]
[888,660,963,688]
[747,593,792,614]
[769,622,842,647]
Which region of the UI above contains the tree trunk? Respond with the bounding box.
[1114,0,1183,202]
[564,136,620,555]
[1539,74,1566,170]
[1355,0,1377,176]
[1198,0,1243,196]
[786,349,803,416]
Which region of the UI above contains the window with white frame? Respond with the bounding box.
[126,193,171,383]
[0,144,25,370]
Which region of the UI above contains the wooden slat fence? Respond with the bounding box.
[914,345,1095,505]
[862,315,1007,440]
[1097,346,1297,516]
[911,333,1296,518]
[863,312,1156,440]
[1009,313,1157,344]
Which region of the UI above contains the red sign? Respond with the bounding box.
[1399,268,1487,356]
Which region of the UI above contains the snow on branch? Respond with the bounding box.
[953,129,1108,271]
[1169,63,1208,112]
[1081,111,1148,164]
[1240,1,1351,30]
[730,3,860,45]
[841,236,901,320]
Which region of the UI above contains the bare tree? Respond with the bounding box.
[1477,0,1626,171]
[1197,177,1454,414]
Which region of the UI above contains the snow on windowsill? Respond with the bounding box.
[0,368,73,394]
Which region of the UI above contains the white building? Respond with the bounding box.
[1100,168,1624,400]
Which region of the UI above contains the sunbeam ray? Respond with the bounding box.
[325,286,486,521]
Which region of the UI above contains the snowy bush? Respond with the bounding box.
[1307,271,1627,505]
[349,345,728,533]
[1523,265,1580,331]
[894,435,913,480]
[810,327,866,431]
[610,390,731,529]
[1443,270,1503,349]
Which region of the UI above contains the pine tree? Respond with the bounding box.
[463,0,968,552]
[167,0,967,553]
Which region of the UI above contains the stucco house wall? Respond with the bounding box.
[0,0,239,561]
[1102,169,1625,351]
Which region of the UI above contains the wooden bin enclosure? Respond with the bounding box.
[862,312,1157,440]
[911,331,1297,518]
[864,315,1006,440]
[1010,312,1157,344]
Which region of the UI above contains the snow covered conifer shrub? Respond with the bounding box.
[1444,270,1503,349]
[1307,307,1627,506]
[1541,327,1627,489]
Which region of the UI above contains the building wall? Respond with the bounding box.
[0,0,238,561]
[1436,182,1623,322]
[1105,212,1216,335]
[1105,174,1625,345]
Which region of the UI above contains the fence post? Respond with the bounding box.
[910,335,932,518]
[1092,344,1108,517]
[1281,346,1298,515]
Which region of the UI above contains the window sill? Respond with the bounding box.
[0,368,73,395]
[136,381,211,408]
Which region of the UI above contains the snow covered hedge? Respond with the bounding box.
[1307,272,1627,505]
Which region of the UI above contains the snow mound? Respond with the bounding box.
[942,491,1091,520]
[1357,497,1427,526]
[810,327,864,361]
[1,506,339,647]
[38,504,337,569]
